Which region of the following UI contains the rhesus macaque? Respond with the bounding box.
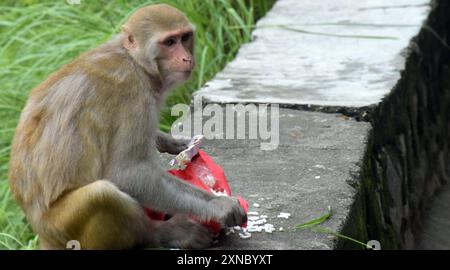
[8,4,246,250]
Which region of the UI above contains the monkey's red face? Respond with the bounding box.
[157,28,195,80]
[122,12,195,87]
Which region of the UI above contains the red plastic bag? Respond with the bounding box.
[144,150,248,233]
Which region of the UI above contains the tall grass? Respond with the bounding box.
[0,0,274,249]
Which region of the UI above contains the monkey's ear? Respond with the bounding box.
[122,25,138,51]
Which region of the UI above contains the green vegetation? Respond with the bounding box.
[295,206,371,249]
[0,0,274,249]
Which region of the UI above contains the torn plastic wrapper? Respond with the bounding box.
[144,136,248,234]
[169,135,204,169]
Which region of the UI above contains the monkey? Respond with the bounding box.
[8,4,246,250]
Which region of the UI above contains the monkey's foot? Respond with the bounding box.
[157,215,214,249]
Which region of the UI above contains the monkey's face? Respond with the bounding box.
[155,28,195,85]
[122,5,196,89]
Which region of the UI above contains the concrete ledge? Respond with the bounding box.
[161,109,370,249]
[196,0,428,107]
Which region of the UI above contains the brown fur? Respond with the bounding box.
[8,4,245,250]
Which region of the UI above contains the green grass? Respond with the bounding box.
[0,0,274,250]
[295,206,371,249]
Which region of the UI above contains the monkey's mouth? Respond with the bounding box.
[178,70,193,78]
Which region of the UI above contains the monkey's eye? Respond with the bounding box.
[164,38,177,47]
[181,33,192,42]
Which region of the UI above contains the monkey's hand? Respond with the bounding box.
[165,138,190,155]
[211,196,247,228]
[156,131,189,155]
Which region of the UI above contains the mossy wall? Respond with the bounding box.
[339,0,450,249]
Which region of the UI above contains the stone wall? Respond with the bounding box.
[341,0,450,249]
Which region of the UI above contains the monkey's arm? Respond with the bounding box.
[109,162,246,227]
[156,130,188,155]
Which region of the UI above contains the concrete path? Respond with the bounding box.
[196,0,428,107]
[162,0,430,249]
[161,109,370,249]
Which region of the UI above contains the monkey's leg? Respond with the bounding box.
[156,130,188,154]
[41,180,154,250]
[41,180,213,249]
